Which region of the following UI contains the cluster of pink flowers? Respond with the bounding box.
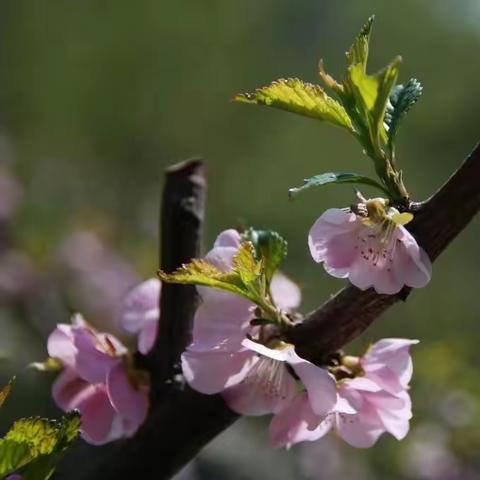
[47,314,149,445]
[180,229,417,448]
[44,220,423,449]
[270,338,417,448]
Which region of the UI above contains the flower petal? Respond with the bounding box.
[372,390,412,440]
[242,339,337,416]
[270,272,301,312]
[269,393,332,448]
[73,384,117,445]
[213,229,241,248]
[308,209,358,264]
[73,329,121,383]
[47,324,76,368]
[106,362,149,428]
[191,292,253,350]
[223,362,297,416]
[137,318,158,355]
[336,412,385,448]
[393,228,432,289]
[120,278,161,334]
[362,338,418,393]
[52,369,90,411]
[181,348,256,395]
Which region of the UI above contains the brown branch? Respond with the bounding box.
[66,144,480,480]
[147,158,206,399]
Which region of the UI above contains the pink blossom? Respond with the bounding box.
[360,338,419,395]
[270,338,417,449]
[270,377,411,448]
[48,315,148,445]
[182,229,336,416]
[308,206,432,294]
[120,278,161,354]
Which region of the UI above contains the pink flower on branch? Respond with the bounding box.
[47,315,148,445]
[181,229,337,416]
[270,338,417,449]
[308,200,432,294]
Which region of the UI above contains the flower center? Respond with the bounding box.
[355,224,397,270]
[244,356,291,400]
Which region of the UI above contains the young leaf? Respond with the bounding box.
[21,411,81,480]
[234,78,355,132]
[346,15,375,69]
[288,172,390,198]
[344,57,401,146]
[158,242,263,302]
[0,412,81,479]
[386,78,423,148]
[243,230,288,284]
[231,241,262,287]
[0,439,31,475]
[158,259,247,297]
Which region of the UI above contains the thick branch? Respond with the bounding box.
[147,159,206,398]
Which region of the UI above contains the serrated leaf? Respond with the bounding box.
[5,418,58,457]
[21,412,81,480]
[346,15,375,69]
[232,242,262,286]
[158,259,247,297]
[0,412,81,479]
[243,230,287,284]
[386,78,423,149]
[288,172,390,198]
[0,377,15,408]
[158,242,264,302]
[234,78,355,132]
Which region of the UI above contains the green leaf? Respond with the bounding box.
[288,172,390,198]
[22,412,81,480]
[0,439,31,475]
[158,242,263,302]
[234,78,355,132]
[0,412,81,479]
[232,241,262,287]
[386,78,423,148]
[346,15,375,69]
[243,230,288,284]
[344,57,401,146]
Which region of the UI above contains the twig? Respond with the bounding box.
[147,158,206,399]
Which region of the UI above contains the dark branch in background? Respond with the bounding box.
[72,144,479,480]
[147,159,206,399]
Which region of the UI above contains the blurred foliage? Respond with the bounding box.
[0,1,479,479]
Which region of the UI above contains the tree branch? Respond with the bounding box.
[147,158,206,399]
[72,144,479,480]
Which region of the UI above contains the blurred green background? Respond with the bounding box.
[0,0,479,478]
